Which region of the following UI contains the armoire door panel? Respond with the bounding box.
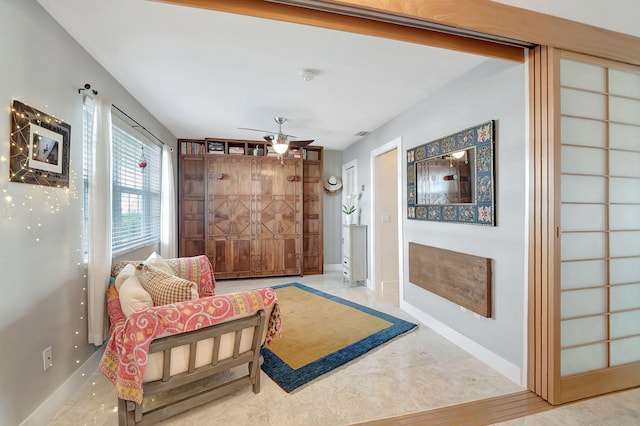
[181,240,205,258]
[199,155,303,278]
[258,238,299,274]
[302,153,323,274]
[178,156,206,257]
[209,239,251,277]
[209,198,252,237]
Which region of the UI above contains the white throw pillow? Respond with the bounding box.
[115,263,137,290]
[144,252,174,276]
[119,275,154,318]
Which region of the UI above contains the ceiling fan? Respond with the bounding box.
[239,116,314,155]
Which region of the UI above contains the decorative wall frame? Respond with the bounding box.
[407,120,496,226]
[9,100,71,188]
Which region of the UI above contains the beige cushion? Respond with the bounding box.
[144,252,174,276]
[115,263,137,290]
[119,275,153,317]
[140,264,199,306]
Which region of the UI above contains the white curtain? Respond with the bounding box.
[160,144,177,258]
[87,96,113,346]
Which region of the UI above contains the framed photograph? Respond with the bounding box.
[9,100,71,188]
[28,123,63,174]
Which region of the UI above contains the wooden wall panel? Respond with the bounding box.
[408,242,492,317]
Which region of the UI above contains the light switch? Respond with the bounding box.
[381,213,391,223]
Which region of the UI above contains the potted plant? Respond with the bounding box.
[342,192,358,224]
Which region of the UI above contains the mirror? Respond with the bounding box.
[416,148,475,205]
[407,120,496,225]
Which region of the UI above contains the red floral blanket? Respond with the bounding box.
[99,288,281,404]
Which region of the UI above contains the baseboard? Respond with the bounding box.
[401,300,523,386]
[323,263,342,272]
[20,346,106,426]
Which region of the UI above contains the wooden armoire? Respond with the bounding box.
[178,138,323,279]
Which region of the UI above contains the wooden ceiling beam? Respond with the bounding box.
[320,0,640,66]
[153,0,525,62]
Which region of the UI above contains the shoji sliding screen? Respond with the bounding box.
[557,53,640,402]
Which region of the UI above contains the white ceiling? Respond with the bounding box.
[491,0,640,38]
[36,0,491,150]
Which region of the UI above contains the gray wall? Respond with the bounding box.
[322,149,343,266]
[343,58,527,373]
[0,1,176,425]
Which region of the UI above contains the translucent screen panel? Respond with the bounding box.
[561,88,606,120]
[561,232,605,261]
[561,287,606,318]
[610,310,640,339]
[610,257,640,284]
[610,205,640,230]
[561,343,607,376]
[561,315,606,347]
[610,123,640,151]
[611,336,640,366]
[562,117,606,148]
[610,177,640,203]
[610,96,640,126]
[610,284,640,311]
[561,204,605,232]
[610,231,640,257]
[561,260,606,290]
[609,69,640,98]
[561,146,605,175]
[561,175,606,203]
[560,60,606,91]
[610,150,640,178]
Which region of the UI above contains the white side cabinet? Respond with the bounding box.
[342,225,367,284]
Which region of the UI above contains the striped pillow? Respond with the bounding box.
[140,264,199,306]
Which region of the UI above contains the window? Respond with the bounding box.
[83,100,162,257]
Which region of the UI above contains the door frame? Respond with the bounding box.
[369,138,403,297]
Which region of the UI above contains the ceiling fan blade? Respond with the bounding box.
[263,135,273,142]
[289,139,314,147]
[238,127,274,134]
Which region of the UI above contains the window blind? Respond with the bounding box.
[111,119,162,255]
[82,102,162,257]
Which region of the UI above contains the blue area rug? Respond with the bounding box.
[261,282,417,392]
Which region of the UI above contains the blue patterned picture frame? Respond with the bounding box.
[407,120,496,226]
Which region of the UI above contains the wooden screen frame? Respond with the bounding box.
[530,48,640,405]
[159,0,640,406]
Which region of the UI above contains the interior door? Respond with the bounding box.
[374,149,399,297]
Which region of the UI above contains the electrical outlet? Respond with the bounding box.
[43,346,53,371]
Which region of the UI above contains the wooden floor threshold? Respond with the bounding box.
[354,391,553,426]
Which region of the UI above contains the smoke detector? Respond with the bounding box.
[299,69,316,81]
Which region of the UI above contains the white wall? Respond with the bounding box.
[0,1,177,425]
[343,57,527,381]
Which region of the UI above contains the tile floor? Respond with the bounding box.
[50,271,639,425]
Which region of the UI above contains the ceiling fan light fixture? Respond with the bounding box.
[271,133,289,154]
[272,141,289,155]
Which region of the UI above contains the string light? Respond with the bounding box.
[4,102,89,380]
